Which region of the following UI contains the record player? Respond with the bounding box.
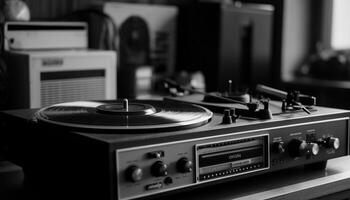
[0,83,349,200]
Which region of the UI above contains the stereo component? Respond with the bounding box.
[4,50,117,108]
[115,116,347,200]
[4,21,88,50]
[0,96,348,200]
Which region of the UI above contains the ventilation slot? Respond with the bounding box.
[41,77,106,107]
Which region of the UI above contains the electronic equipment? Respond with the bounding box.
[4,21,88,50]
[4,50,117,109]
[0,85,349,200]
[2,21,117,109]
[177,1,274,91]
[103,2,178,76]
[103,2,177,98]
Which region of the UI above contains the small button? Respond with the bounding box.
[147,151,164,159]
[164,177,173,185]
[145,182,163,191]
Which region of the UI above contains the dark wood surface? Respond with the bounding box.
[160,156,350,200]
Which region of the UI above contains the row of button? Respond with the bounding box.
[271,159,286,166]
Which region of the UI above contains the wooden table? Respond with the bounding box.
[160,156,350,200]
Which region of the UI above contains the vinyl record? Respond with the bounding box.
[34,100,213,133]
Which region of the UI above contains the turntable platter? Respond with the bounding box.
[34,100,213,133]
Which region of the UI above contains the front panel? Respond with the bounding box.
[40,70,106,107]
[29,51,116,108]
[195,135,269,182]
[4,21,88,50]
[116,118,349,200]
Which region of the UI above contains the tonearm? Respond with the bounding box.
[163,79,273,120]
[256,84,316,114]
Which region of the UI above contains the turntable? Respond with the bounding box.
[0,84,349,200]
[34,99,212,132]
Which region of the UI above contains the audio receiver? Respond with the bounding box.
[0,96,349,200]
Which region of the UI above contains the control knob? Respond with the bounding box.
[272,141,285,154]
[324,137,340,150]
[306,142,319,156]
[288,139,319,157]
[125,165,143,182]
[176,157,193,173]
[151,161,168,177]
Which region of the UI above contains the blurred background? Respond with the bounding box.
[1,0,350,109]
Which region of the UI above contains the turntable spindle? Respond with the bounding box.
[123,99,129,111]
[228,80,232,94]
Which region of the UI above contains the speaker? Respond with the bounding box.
[103,2,178,98]
[4,50,117,109]
[118,16,150,98]
[177,1,274,92]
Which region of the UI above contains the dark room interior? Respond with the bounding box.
[2,0,350,200]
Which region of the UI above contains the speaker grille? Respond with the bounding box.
[40,76,106,107]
